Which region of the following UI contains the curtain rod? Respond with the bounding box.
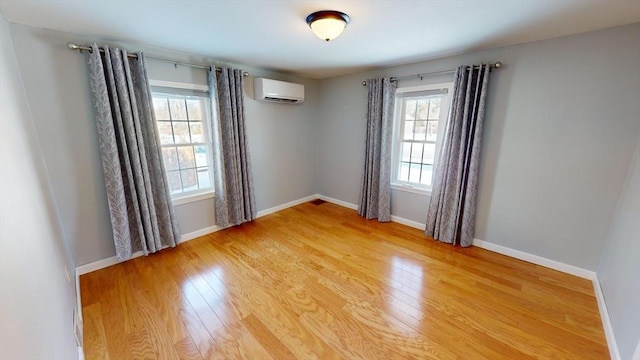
[67,42,249,77]
[361,62,502,86]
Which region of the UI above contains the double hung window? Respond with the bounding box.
[151,82,214,203]
[391,83,453,194]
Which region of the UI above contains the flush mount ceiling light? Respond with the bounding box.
[306,10,350,42]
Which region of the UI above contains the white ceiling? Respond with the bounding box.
[1,0,638,79]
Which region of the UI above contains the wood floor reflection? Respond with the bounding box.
[80,201,608,359]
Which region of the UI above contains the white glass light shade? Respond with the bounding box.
[310,18,347,41]
[306,10,350,42]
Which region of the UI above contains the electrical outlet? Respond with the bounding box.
[64,266,72,284]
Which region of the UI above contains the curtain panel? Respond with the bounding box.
[358,78,396,222]
[425,64,491,247]
[209,67,256,227]
[86,44,180,260]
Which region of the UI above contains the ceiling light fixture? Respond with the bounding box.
[306,10,350,42]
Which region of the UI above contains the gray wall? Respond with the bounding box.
[9,24,115,267]
[145,59,320,235]
[317,23,640,270]
[597,140,640,360]
[0,14,77,359]
[8,23,319,265]
[5,16,639,359]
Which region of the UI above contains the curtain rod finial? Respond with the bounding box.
[67,42,79,50]
[494,62,502,68]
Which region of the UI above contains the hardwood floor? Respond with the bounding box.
[80,201,608,359]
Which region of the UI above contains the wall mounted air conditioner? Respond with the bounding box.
[254,78,304,104]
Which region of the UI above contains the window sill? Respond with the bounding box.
[171,191,214,206]
[391,184,432,196]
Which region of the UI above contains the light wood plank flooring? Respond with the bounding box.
[80,201,608,359]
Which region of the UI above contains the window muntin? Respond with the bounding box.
[152,92,214,198]
[392,84,452,192]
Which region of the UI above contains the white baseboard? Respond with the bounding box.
[390,215,425,230]
[75,270,82,320]
[76,232,221,277]
[76,250,145,276]
[75,277,84,360]
[317,195,428,231]
[181,225,223,242]
[257,194,320,218]
[593,275,621,360]
[74,192,620,359]
[472,238,619,357]
[75,194,321,276]
[319,195,596,281]
[472,239,596,280]
[317,194,358,210]
[76,229,216,276]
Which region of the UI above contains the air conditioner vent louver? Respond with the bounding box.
[255,78,304,104]
[264,97,299,103]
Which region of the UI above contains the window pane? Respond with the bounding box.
[173,122,190,143]
[410,143,424,163]
[420,165,434,186]
[401,142,411,162]
[153,97,170,120]
[408,163,421,183]
[426,121,438,142]
[404,99,416,120]
[416,99,429,120]
[157,121,174,145]
[169,99,187,120]
[428,98,441,119]
[177,146,195,168]
[398,162,410,182]
[190,122,205,143]
[423,143,436,164]
[194,145,208,167]
[152,91,215,196]
[166,170,182,193]
[413,121,427,141]
[403,121,415,140]
[197,167,211,188]
[181,169,197,191]
[162,147,179,171]
[187,99,203,120]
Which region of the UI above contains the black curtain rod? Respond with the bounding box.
[361,62,502,86]
[67,42,249,77]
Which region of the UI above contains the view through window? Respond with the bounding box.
[393,84,452,191]
[152,93,214,197]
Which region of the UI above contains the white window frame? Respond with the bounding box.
[391,82,453,196]
[149,80,215,206]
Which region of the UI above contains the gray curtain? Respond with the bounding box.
[209,67,256,227]
[425,64,491,246]
[86,44,180,260]
[358,78,396,222]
